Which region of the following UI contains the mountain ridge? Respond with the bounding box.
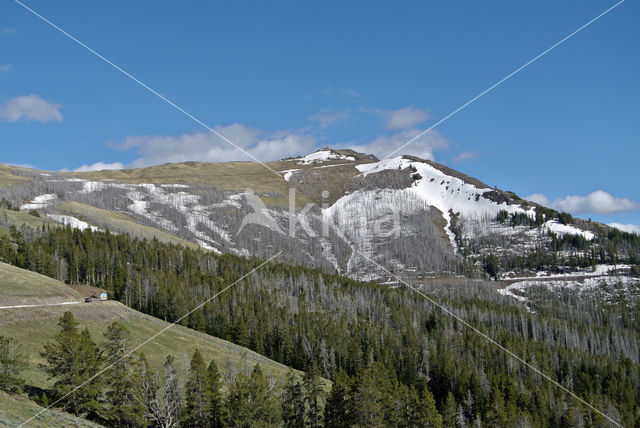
[1,149,638,282]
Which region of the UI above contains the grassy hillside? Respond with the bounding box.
[0,262,79,306]
[72,161,294,199]
[0,164,32,188]
[0,391,101,428]
[0,263,306,393]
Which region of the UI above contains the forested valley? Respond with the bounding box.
[1,224,639,426]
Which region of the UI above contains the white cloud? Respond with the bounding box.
[525,193,550,206]
[350,128,449,161]
[309,109,349,128]
[91,108,450,170]
[554,191,640,214]
[115,123,316,168]
[380,107,431,130]
[0,64,13,73]
[72,162,125,172]
[0,95,63,123]
[608,223,640,235]
[2,27,16,35]
[453,151,481,164]
[525,191,640,215]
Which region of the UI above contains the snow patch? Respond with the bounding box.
[81,181,107,193]
[497,283,529,302]
[297,149,355,165]
[543,220,595,241]
[281,169,299,181]
[160,184,189,189]
[47,214,101,232]
[197,240,222,254]
[20,194,57,210]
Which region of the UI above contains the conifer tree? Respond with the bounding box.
[207,359,225,428]
[560,403,583,428]
[303,360,324,428]
[226,364,281,427]
[484,389,508,428]
[0,335,25,392]
[101,321,146,427]
[185,349,212,427]
[234,315,250,348]
[420,387,443,428]
[76,327,103,419]
[324,368,351,428]
[442,392,458,428]
[350,368,384,427]
[282,369,305,428]
[249,364,281,426]
[394,384,443,428]
[40,312,102,416]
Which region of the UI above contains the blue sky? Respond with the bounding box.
[1,1,639,230]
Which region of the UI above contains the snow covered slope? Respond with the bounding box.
[353,156,535,249]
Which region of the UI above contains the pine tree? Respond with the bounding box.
[350,368,385,428]
[396,384,443,428]
[420,387,443,428]
[101,321,146,427]
[0,335,25,392]
[40,312,102,416]
[442,392,458,428]
[282,369,305,428]
[484,389,508,428]
[324,368,351,428]
[76,327,103,418]
[560,402,583,427]
[303,360,324,428]
[226,364,281,427]
[207,359,225,428]
[248,364,281,426]
[185,349,212,427]
[234,315,250,348]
